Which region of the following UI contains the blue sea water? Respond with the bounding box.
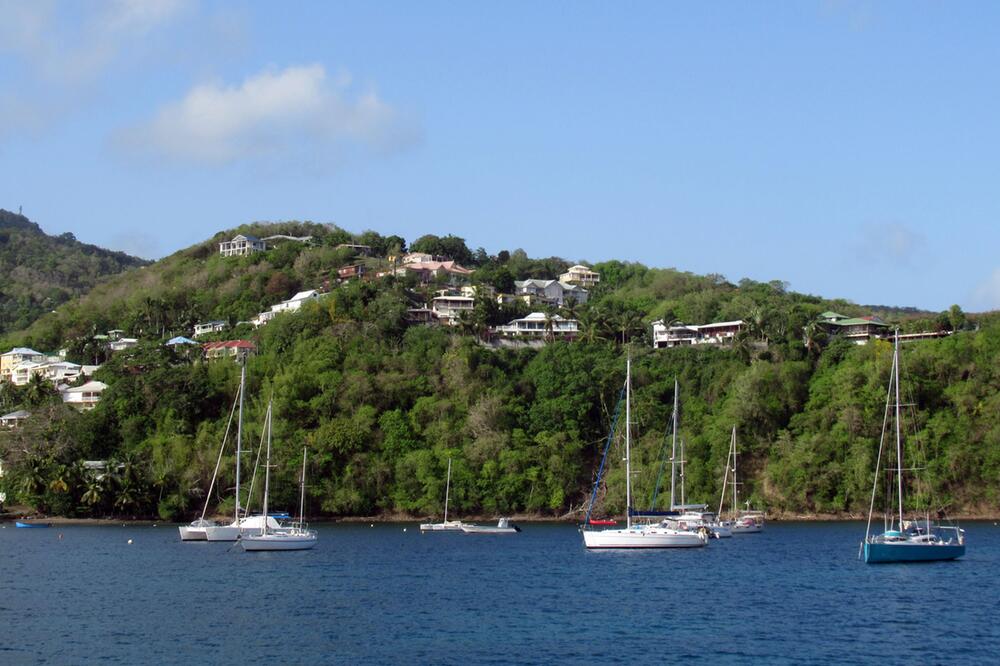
[2,521,999,664]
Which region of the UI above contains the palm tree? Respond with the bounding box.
[802,321,826,359]
[24,373,53,407]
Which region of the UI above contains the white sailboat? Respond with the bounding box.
[241,405,317,552]
[179,383,242,541]
[204,366,287,542]
[420,458,466,532]
[717,426,764,534]
[582,357,709,549]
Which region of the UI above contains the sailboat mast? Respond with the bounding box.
[731,426,739,518]
[444,458,452,523]
[894,330,904,530]
[235,362,246,522]
[670,378,679,511]
[718,432,732,517]
[680,438,686,507]
[261,402,271,536]
[299,447,307,530]
[625,356,633,530]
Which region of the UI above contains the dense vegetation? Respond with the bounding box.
[1,221,996,521]
[0,209,148,335]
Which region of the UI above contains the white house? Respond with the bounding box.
[512,280,588,307]
[194,320,228,338]
[219,234,267,257]
[493,312,579,340]
[252,290,322,327]
[61,380,108,411]
[559,265,601,288]
[652,320,744,349]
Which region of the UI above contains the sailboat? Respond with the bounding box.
[582,357,709,549]
[718,426,764,534]
[861,331,965,563]
[204,365,286,542]
[420,458,466,532]
[241,404,317,552]
[661,380,732,538]
[179,383,242,541]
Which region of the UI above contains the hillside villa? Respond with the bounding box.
[493,312,579,340]
[219,234,267,257]
[203,340,256,362]
[815,311,890,344]
[252,289,322,327]
[511,279,588,307]
[652,320,745,349]
[194,320,227,337]
[61,380,108,411]
[559,264,601,288]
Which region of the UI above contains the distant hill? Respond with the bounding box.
[0,209,149,335]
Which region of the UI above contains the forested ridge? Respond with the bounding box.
[0,209,149,335]
[1,220,997,521]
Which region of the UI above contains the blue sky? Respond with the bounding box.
[1,1,998,312]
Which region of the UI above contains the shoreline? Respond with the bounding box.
[5,511,999,526]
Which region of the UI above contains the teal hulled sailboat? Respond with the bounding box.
[861,331,965,564]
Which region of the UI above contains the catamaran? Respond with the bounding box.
[717,426,764,534]
[241,404,317,552]
[861,331,965,563]
[582,357,709,549]
[420,458,465,532]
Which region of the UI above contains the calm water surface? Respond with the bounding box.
[2,521,999,664]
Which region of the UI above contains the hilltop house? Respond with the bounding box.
[815,311,890,345]
[512,279,588,307]
[203,340,256,362]
[559,265,601,288]
[194,320,227,338]
[652,320,744,349]
[61,380,108,411]
[219,234,266,257]
[493,312,579,340]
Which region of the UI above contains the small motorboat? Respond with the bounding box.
[15,521,52,528]
[587,518,617,526]
[460,517,521,534]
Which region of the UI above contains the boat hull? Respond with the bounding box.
[420,521,465,532]
[178,525,208,541]
[204,515,287,542]
[864,542,965,563]
[583,528,707,549]
[15,521,51,528]
[240,533,317,551]
[460,526,519,534]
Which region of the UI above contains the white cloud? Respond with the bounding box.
[115,64,417,165]
[970,268,1000,312]
[0,0,191,139]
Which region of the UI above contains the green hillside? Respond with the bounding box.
[1,221,996,521]
[0,209,149,335]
